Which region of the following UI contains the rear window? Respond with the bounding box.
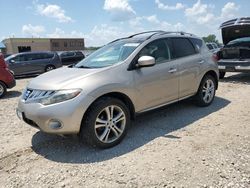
[172,38,196,58]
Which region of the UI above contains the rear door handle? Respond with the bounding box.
[198,60,205,64]
[168,68,177,73]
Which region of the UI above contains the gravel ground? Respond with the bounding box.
[0,73,249,188]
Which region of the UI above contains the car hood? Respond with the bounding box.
[28,67,108,90]
[221,25,250,45]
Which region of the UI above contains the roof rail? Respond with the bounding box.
[108,30,196,44]
[108,30,165,44]
[158,31,196,37]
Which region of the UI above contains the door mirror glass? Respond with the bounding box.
[137,56,156,68]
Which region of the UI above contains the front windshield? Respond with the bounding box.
[75,41,141,68]
[5,54,16,61]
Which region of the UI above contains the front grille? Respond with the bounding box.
[22,88,55,102]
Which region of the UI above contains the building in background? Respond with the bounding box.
[0,42,6,54]
[1,38,85,54]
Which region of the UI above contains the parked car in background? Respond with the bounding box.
[217,17,250,79]
[0,53,15,98]
[206,42,220,54]
[3,54,12,58]
[17,31,218,148]
[5,51,62,76]
[59,51,85,65]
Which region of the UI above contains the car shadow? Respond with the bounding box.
[2,91,22,99]
[31,96,230,164]
[220,73,250,85]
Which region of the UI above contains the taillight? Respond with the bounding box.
[212,54,219,63]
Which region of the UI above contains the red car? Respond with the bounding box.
[0,53,16,98]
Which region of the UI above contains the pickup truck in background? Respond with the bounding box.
[217,17,250,79]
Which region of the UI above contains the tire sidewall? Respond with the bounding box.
[196,75,216,106]
[0,81,7,98]
[81,97,130,148]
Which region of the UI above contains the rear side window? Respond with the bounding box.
[171,38,196,58]
[43,53,54,59]
[190,38,203,51]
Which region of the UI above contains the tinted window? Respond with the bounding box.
[13,55,27,62]
[43,53,54,59]
[76,51,83,56]
[61,52,75,57]
[172,38,196,58]
[138,39,171,64]
[190,38,203,51]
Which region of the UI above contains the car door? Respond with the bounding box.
[171,37,203,98]
[8,54,28,75]
[61,52,75,65]
[132,38,179,111]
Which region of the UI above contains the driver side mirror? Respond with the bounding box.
[137,56,156,68]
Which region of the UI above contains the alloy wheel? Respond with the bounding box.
[202,79,215,103]
[0,84,4,96]
[94,105,126,144]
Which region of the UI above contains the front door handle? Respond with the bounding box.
[168,68,177,73]
[198,60,205,64]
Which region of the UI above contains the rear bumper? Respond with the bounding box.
[218,60,250,72]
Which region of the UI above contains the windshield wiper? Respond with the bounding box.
[76,65,92,69]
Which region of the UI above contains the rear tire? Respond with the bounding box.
[45,65,55,72]
[219,71,226,79]
[80,97,130,148]
[194,75,216,107]
[0,81,7,98]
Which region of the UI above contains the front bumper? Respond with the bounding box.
[17,94,94,134]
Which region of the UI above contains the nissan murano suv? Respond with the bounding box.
[17,31,219,148]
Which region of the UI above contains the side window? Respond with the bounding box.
[26,54,39,61]
[13,55,27,62]
[190,38,203,52]
[43,53,54,59]
[172,38,196,59]
[66,52,75,57]
[76,51,83,56]
[138,39,171,64]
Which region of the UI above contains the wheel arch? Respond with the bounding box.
[201,70,219,90]
[83,92,136,121]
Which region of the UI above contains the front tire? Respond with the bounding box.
[80,97,130,148]
[45,65,55,72]
[194,75,216,107]
[0,81,7,98]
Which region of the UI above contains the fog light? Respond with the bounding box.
[49,120,63,130]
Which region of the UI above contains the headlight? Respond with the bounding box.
[37,89,82,105]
